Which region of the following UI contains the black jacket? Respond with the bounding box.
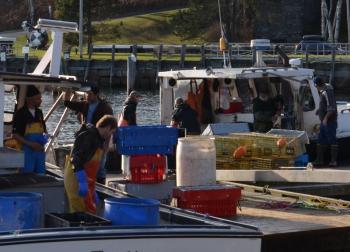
[71,125,104,171]
[122,98,138,125]
[172,103,201,134]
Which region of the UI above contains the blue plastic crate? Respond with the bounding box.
[294,154,309,167]
[115,126,178,155]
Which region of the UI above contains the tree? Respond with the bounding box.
[321,0,343,42]
[54,0,119,46]
[171,0,218,40]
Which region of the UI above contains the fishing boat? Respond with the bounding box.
[158,39,350,160]
[0,19,262,252]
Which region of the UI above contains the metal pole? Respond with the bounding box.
[44,92,64,122]
[45,93,75,153]
[79,0,83,59]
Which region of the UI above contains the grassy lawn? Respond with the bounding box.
[12,8,350,62]
[12,9,205,60]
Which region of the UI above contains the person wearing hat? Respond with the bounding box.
[170,97,201,135]
[64,83,113,126]
[12,85,47,174]
[313,76,338,167]
[64,82,113,184]
[120,90,141,126]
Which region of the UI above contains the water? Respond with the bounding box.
[5,88,160,144]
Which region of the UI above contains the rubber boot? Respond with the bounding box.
[329,145,338,167]
[312,144,325,168]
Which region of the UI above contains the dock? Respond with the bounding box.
[234,189,350,252]
[104,167,350,252]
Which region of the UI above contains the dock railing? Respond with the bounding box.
[88,42,350,62]
[8,42,350,62]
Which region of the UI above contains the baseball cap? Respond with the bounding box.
[314,76,325,86]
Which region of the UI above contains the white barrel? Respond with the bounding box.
[176,137,216,186]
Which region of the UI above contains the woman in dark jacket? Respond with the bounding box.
[122,91,140,125]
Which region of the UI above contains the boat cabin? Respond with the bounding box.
[159,66,321,139]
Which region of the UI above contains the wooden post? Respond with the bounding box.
[0,52,6,72]
[228,43,232,67]
[84,43,93,81]
[127,54,137,94]
[109,44,116,89]
[179,44,186,68]
[200,45,206,68]
[22,51,29,74]
[156,44,163,88]
[132,44,138,58]
[330,46,336,86]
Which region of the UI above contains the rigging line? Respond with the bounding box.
[218,0,224,37]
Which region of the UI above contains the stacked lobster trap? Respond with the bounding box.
[215,129,308,170]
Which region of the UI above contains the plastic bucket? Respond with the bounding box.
[0,192,43,231]
[104,197,160,225]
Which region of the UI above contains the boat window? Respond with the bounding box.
[299,85,315,111]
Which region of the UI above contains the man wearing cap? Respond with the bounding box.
[313,77,338,167]
[64,83,113,184]
[120,90,140,126]
[13,85,48,174]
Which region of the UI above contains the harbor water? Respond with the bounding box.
[5,88,160,144]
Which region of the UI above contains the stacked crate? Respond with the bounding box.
[172,185,241,217]
[215,131,306,170]
[116,126,178,184]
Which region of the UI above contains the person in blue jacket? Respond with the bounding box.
[13,85,48,174]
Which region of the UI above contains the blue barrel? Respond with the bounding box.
[104,197,160,225]
[0,192,43,231]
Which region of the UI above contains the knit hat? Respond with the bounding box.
[129,90,140,98]
[26,85,40,98]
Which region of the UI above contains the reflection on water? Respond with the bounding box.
[5,88,160,144]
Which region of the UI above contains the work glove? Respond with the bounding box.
[75,169,88,197]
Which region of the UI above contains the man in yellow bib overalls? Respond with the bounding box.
[13,85,47,174]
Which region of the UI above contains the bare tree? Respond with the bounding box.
[347,0,350,42]
[321,0,343,42]
[334,0,343,42]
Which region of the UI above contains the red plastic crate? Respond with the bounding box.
[129,154,166,184]
[172,185,241,217]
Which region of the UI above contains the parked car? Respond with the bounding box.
[295,35,337,54]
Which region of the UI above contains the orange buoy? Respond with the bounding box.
[276,138,287,148]
[233,146,246,159]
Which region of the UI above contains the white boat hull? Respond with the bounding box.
[0,229,261,252]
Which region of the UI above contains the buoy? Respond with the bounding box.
[277,138,287,148]
[219,37,227,51]
[233,146,246,159]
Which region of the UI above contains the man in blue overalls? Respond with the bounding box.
[313,77,338,167]
[13,85,47,174]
